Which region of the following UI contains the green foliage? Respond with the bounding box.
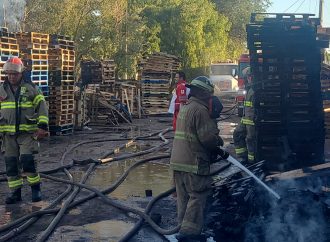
[326,50,330,65]
[13,0,269,78]
[212,0,271,59]
[142,0,230,71]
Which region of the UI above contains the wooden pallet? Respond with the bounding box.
[49,85,75,90]
[49,109,74,115]
[0,49,19,56]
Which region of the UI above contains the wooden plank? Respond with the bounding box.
[266,162,330,181]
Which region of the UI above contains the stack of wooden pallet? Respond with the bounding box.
[81,60,115,86]
[138,52,180,115]
[81,60,103,85]
[15,32,49,97]
[0,27,19,82]
[48,35,75,135]
[321,64,330,139]
[247,13,325,170]
[101,59,115,85]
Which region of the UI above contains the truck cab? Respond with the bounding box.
[209,62,238,95]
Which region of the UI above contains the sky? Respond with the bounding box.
[268,0,330,27]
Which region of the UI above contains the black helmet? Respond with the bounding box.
[186,76,214,93]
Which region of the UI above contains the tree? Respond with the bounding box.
[141,0,230,71]
[212,0,270,58]
[9,0,265,78]
[20,0,149,78]
[0,0,27,31]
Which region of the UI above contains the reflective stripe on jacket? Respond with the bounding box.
[241,88,255,126]
[0,80,49,134]
[170,97,223,175]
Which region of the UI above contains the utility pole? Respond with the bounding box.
[319,0,324,26]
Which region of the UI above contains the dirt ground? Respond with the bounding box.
[0,114,329,242]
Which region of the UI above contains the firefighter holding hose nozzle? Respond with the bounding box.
[170,76,229,242]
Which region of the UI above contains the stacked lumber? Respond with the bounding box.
[48,35,75,135]
[247,13,326,170]
[138,52,180,115]
[15,32,49,97]
[0,28,19,82]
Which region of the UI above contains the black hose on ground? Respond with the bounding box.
[99,129,170,160]
[118,187,176,242]
[0,128,173,240]
[0,154,171,235]
[0,138,134,183]
[0,185,73,241]
[221,103,238,114]
[36,163,96,242]
[218,104,238,121]
[40,173,180,235]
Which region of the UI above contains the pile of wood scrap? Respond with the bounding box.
[85,88,132,125]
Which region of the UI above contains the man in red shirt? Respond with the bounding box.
[172,71,189,130]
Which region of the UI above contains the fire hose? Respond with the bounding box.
[0,128,176,241]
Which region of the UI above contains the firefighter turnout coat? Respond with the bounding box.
[0,80,48,134]
[170,96,223,175]
[233,87,256,163]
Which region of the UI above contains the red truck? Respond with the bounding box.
[236,54,250,117]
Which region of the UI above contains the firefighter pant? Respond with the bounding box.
[174,171,212,235]
[233,123,256,163]
[2,133,40,189]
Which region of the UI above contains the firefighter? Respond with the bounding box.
[233,67,256,164]
[170,76,228,242]
[172,71,189,131]
[0,57,49,204]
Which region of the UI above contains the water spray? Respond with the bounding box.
[226,155,281,200]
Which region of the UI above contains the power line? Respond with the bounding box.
[284,0,301,12]
[295,0,306,12]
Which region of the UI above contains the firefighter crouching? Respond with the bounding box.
[0,57,49,204]
[170,76,228,242]
[233,67,256,164]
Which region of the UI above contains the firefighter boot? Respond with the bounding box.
[5,188,22,204]
[31,183,42,202]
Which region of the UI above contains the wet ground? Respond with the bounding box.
[0,115,237,242]
[0,114,329,242]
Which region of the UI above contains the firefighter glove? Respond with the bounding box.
[217,148,229,159]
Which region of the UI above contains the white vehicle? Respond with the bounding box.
[209,63,238,95]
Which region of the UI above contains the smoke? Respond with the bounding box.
[0,0,26,31]
[245,178,329,242]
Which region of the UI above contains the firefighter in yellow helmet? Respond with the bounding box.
[170,76,228,242]
[233,67,256,164]
[0,57,49,204]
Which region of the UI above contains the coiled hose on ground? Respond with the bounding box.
[0,128,179,241]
